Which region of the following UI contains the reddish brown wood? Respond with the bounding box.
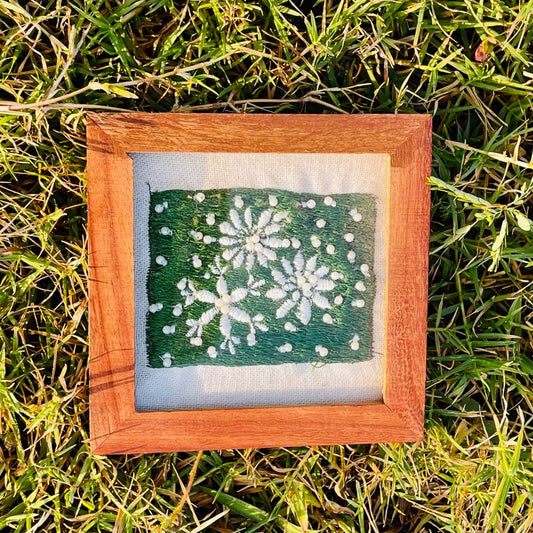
[87,113,431,454]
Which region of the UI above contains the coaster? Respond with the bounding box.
[87,113,431,453]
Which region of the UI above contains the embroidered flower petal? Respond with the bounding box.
[262,237,284,249]
[245,253,256,271]
[230,287,248,303]
[199,307,218,325]
[316,279,335,292]
[222,248,238,261]
[281,257,294,276]
[219,221,239,236]
[229,209,242,230]
[196,290,216,303]
[294,251,304,273]
[313,293,331,309]
[219,314,232,337]
[314,265,329,278]
[229,307,251,323]
[264,223,281,236]
[216,276,228,296]
[261,247,276,261]
[255,321,269,332]
[257,252,268,267]
[276,299,296,319]
[296,297,312,325]
[257,208,272,229]
[233,250,245,269]
[244,207,253,228]
[271,269,288,285]
[306,255,317,273]
[266,288,287,300]
[219,236,238,246]
[273,211,289,222]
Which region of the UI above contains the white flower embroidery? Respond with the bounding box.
[218,206,290,270]
[266,251,335,325]
[179,274,267,354]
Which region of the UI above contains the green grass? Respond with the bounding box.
[1,0,532,531]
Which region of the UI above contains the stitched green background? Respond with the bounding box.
[146,188,376,367]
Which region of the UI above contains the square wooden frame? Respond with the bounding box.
[87,113,431,454]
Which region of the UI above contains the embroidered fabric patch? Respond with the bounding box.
[146,188,376,367]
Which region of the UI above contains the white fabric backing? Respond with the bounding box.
[132,152,389,411]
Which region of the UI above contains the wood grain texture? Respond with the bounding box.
[87,113,432,454]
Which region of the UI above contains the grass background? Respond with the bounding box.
[1,0,532,531]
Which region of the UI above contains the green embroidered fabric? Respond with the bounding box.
[146,188,376,368]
